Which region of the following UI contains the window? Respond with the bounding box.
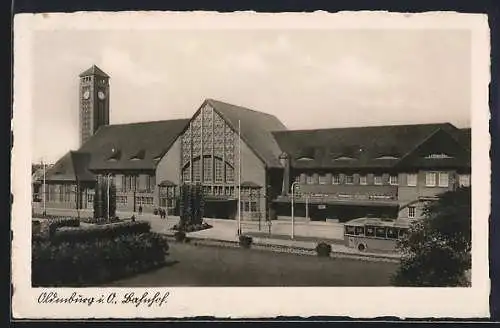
[374,175,383,185]
[294,176,300,183]
[87,194,94,203]
[318,175,327,185]
[438,172,449,187]
[359,175,367,185]
[408,206,416,219]
[306,175,314,184]
[365,226,375,237]
[398,229,408,238]
[193,159,201,182]
[345,226,355,235]
[375,227,387,238]
[215,158,224,183]
[345,175,354,184]
[407,173,417,187]
[355,226,365,235]
[332,174,340,185]
[225,164,234,183]
[459,174,471,187]
[387,228,398,239]
[250,201,258,212]
[389,175,398,185]
[425,172,437,187]
[182,164,191,182]
[203,157,212,182]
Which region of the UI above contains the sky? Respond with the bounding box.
[31,28,471,164]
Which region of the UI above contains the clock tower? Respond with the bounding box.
[79,65,110,146]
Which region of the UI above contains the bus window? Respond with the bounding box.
[355,226,365,236]
[345,225,355,235]
[398,228,408,238]
[375,227,387,238]
[386,227,398,239]
[365,226,375,237]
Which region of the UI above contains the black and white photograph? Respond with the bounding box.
[12,11,490,319]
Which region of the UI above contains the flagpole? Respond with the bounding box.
[238,119,242,236]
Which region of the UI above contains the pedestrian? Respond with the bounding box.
[138,205,143,215]
[161,208,166,219]
[131,215,136,222]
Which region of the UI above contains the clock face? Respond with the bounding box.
[98,91,106,100]
[83,90,90,99]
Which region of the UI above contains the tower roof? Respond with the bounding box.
[79,65,110,78]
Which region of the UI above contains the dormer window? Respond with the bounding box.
[425,153,453,159]
[376,155,399,160]
[108,148,121,161]
[153,150,165,161]
[130,149,145,161]
[333,156,356,161]
[296,147,315,161]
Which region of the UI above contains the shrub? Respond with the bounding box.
[315,242,332,257]
[174,231,186,242]
[239,235,253,249]
[81,217,121,225]
[51,221,151,244]
[32,232,169,286]
[46,217,81,238]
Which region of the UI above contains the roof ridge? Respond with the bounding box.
[206,98,281,120]
[101,118,190,128]
[272,122,454,134]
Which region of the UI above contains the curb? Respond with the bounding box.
[161,234,400,263]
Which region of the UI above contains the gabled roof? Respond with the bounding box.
[206,99,288,168]
[45,151,95,182]
[273,123,470,169]
[79,119,190,171]
[457,128,471,150]
[79,65,110,78]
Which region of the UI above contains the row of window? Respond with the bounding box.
[112,175,156,193]
[116,196,127,204]
[241,201,259,213]
[182,158,235,184]
[299,172,470,188]
[137,197,154,205]
[42,185,74,202]
[345,225,408,239]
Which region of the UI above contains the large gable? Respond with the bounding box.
[206,99,288,168]
[272,123,469,169]
[80,119,190,171]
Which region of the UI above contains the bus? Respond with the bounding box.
[343,217,411,253]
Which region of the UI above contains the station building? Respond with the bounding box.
[35,65,471,221]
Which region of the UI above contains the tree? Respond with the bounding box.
[93,177,117,219]
[177,183,205,231]
[392,186,471,287]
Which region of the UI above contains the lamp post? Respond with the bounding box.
[291,181,299,240]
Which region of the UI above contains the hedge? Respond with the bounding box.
[315,242,332,257]
[32,232,169,286]
[80,217,121,225]
[50,221,151,244]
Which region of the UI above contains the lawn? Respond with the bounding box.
[110,242,399,287]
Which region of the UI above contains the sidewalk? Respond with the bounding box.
[33,207,401,261]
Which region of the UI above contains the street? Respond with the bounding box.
[33,207,346,242]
